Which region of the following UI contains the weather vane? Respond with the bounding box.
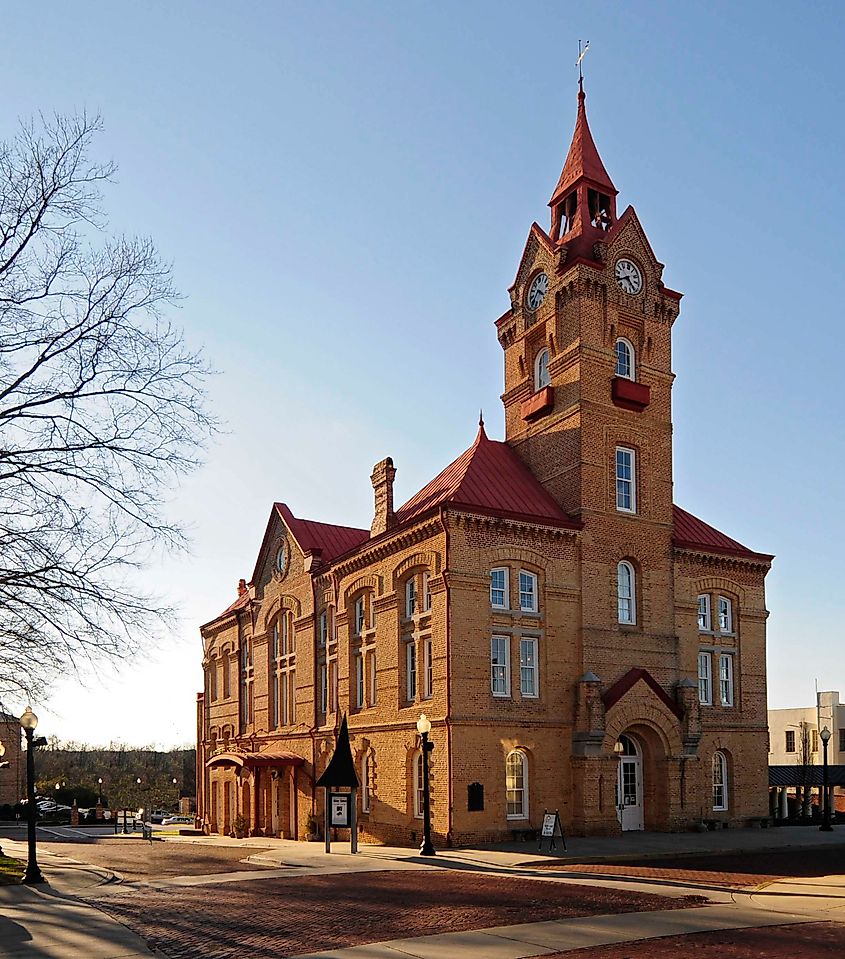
[576,40,590,91]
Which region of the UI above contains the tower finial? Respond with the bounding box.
[576,39,590,95]
[479,408,484,429]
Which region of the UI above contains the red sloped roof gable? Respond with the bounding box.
[672,505,773,562]
[395,423,579,529]
[274,503,369,563]
[550,88,616,206]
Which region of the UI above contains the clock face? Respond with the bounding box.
[526,272,548,311]
[614,258,643,295]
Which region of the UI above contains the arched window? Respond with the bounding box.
[615,338,635,379]
[534,348,551,390]
[505,749,528,819]
[617,561,636,625]
[713,751,728,810]
[413,750,425,818]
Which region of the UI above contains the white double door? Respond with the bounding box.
[616,744,644,831]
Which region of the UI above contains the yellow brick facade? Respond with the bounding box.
[196,91,771,845]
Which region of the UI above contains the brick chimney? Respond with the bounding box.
[237,578,248,597]
[370,457,397,537]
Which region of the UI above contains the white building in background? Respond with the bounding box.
[768,691,845,766]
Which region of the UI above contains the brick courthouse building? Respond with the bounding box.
[197,84,773,844]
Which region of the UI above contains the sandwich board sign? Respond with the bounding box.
[538,809,566,852]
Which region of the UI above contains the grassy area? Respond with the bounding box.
[0,854,24,885]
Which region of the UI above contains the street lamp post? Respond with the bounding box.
[172,777,178,811]
[820,726,833,832]
[20,707,45,884]
[97,778,103,805]
[416,714,435,856]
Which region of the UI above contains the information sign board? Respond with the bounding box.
[330,792,351,828]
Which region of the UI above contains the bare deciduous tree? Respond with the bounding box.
[0,113,214,705]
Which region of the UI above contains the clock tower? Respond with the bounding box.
[497,82,684,682]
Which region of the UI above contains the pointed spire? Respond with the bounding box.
[474,410,488,446]
[549,83,616,208]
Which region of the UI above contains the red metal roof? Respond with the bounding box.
[550,87,616,206]
[602,667,684,719]
[274,503,369,563]
[395,423,579,529]
[672,504,772,562]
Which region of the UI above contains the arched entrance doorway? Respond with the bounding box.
[615,734,643,831]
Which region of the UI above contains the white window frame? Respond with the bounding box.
[369,651,377,706]
[354,652,364,708]
[319,662,327,714]
[534,348,551,391]
[697,594,711,631]
[615,337,635,380]
[617,561,636,625]
[423,638,433,699]
[718,596,733,633]
[785,729,795,752]
[279,672,288,726]
[318,611,327,647]
[354,597,365,635]
[519,570,538,613]
[712,751,728,811]
[405,578,417,618]
[615,446,636,513]
[491,635,511,697]
[519,637,538,698]
[506,749,528,820]
[719,653,734,706]
[422,571,432,612]
[698,651,712,705]
[271,671,280,728]
[406,640,417,702]
[490,568,508,609]
[413,751,425,819]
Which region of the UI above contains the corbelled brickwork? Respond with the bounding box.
[196,87,772,845]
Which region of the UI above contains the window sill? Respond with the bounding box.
[492,692,511,699]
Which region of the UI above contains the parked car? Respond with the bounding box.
[149,809,169,824]
[161,815,193,826]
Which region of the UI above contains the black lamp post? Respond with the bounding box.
[20,707,45,884]
[416,714,435,856]
[820,726,833,832]
[172,777,178,811]
[97,778,103,805]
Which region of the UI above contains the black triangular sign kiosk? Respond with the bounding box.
[538,808,566,852]
[316,714,359,853]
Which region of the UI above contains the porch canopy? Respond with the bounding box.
[769,765,845,787]
[206,751,305,770]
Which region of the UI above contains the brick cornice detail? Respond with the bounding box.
[449,510,580,541]
[673,547,772,572]
[332,516,443,578]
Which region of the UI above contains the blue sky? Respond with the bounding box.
[4,1,843,744]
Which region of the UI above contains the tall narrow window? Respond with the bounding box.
[423,638,433,699]
[615,338,635,379]
[615,447,636,512]
[319,611,328,647]
[519,638,538,697]
[519,571,538,612]
[785,729,795,752]
[490,568,508,609]
[405,577,417,617]
[354,597,365,635]
[712,752,728,811]
[422,572,432,611]
[413,751,425,818]
[491,636,510,696]
[505,750,528,819]
[271,671,280,728]
[617,561,636,624]
[698,651,712,705]
[319,663,328,714]
[718,596,733,633]
[272,624,280,659]
[361,754,371,813]
[209,658,218,702]
[406,641,417,702]
[354,652,364,709]
[279,672,288,726]
[534,348,551,390]
[697,594,711,631]
[719,653,734,706]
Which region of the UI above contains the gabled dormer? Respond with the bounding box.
[548,80,618,250]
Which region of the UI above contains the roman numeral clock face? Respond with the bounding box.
[614,258,643,295]
[526,272,548,311]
